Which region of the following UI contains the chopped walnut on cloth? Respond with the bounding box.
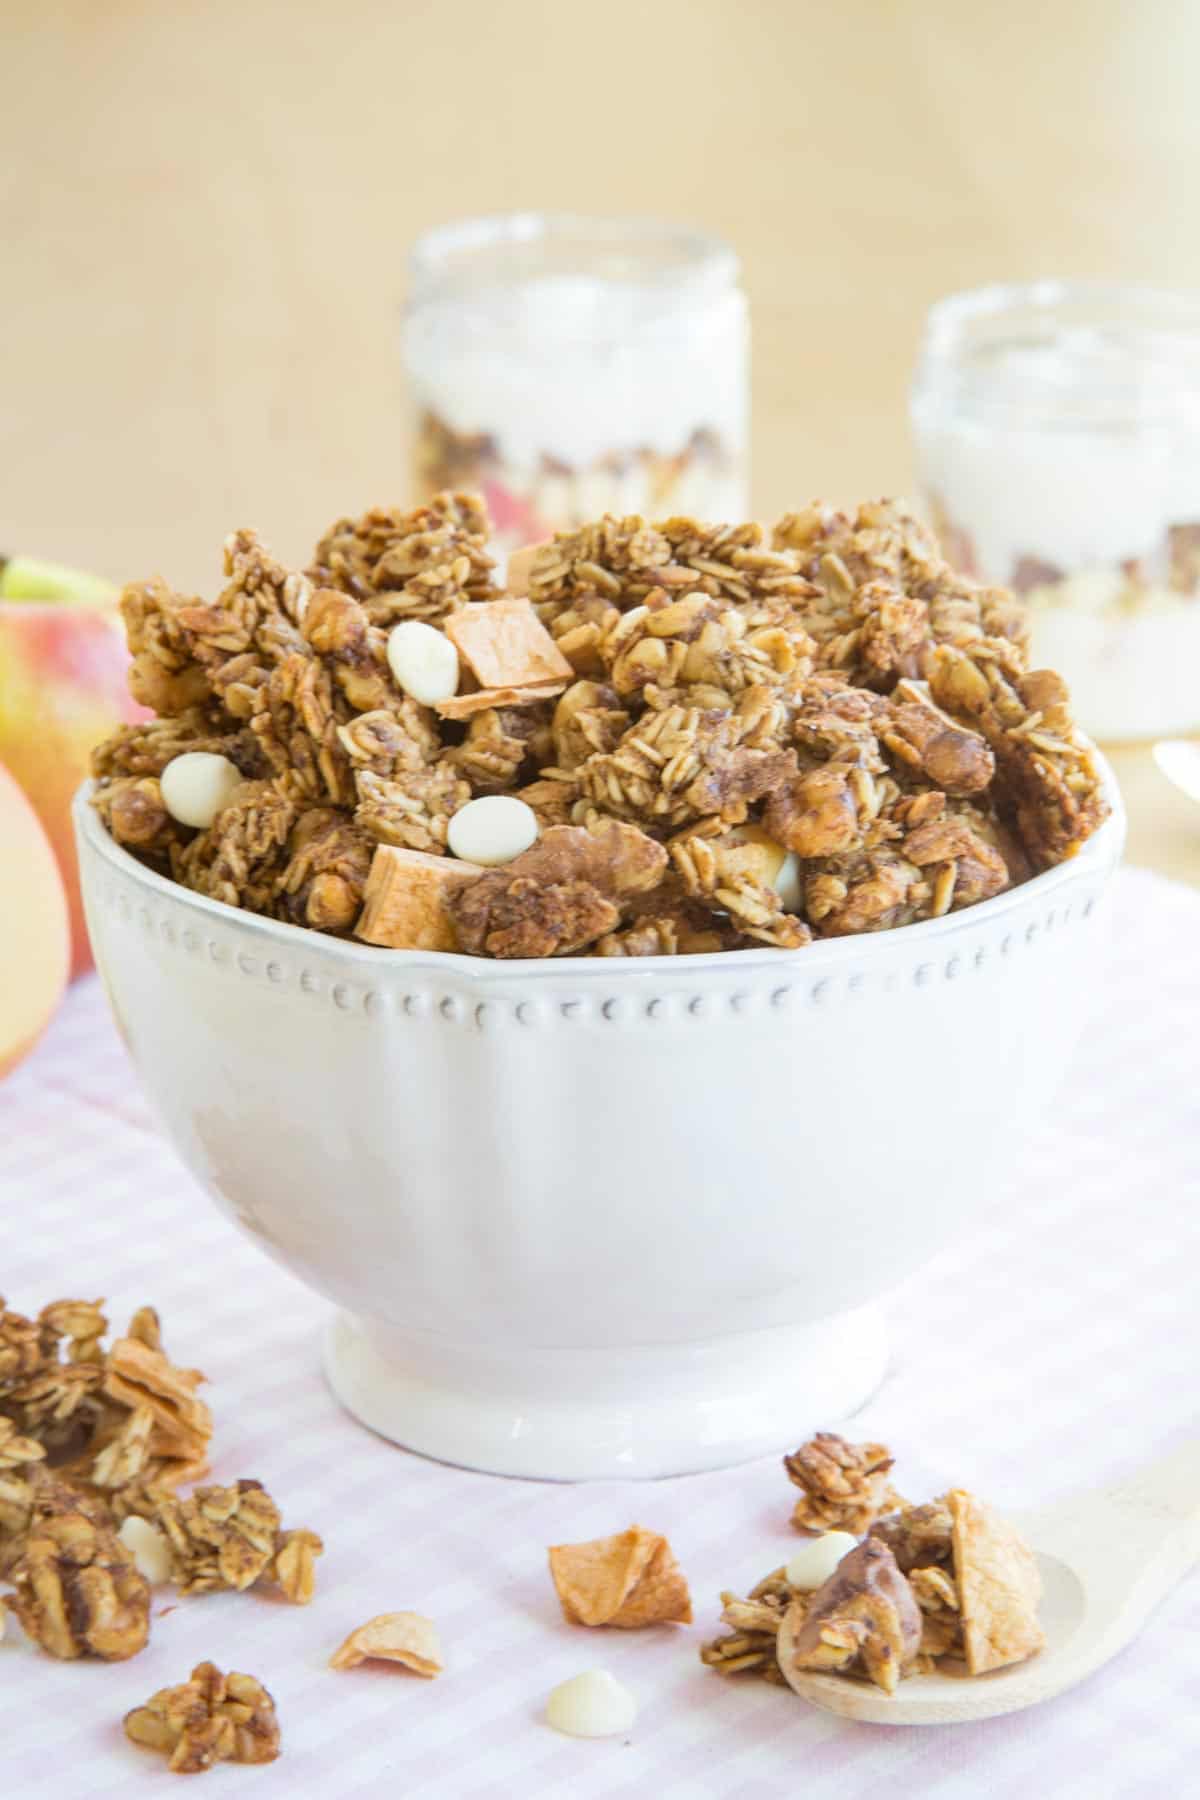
[6,1488,151,1660]
[91,493,1109,956]
[784,1431,904,1535]
[548,1524,693,1628]
[125,1661,281,1773]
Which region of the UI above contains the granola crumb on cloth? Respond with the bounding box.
[124,1661,281,1773]
[784,1431,903,1535]
[549,1524,693,1628]
[91,494,1109,957]
[150,1478,323,1603]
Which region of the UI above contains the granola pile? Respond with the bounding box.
[0,1292,320,1672]
[701,1430,1045,1695]
[91,494,1109,958]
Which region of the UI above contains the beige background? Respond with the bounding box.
[2,0,1198,877]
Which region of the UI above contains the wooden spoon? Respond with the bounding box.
[776,1439,1200,1726]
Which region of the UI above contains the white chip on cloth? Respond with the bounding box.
[447,795,539,867]
[386,620,461,705]
[160,752,243,830]
[545,1669,637,1738]
[784,1530,860,1591]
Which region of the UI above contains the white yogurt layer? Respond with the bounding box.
[916,416,1176,577]
[1030,592,1200,741]
[404,275,748,471]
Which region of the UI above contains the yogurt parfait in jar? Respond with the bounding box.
[402,214,748,555]
[911,282,1200,742]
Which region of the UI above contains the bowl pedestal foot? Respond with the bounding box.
[323,1305,889,1481]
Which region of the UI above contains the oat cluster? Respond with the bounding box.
[0,1293,320,1668]
[124,1661,281,1773]
[91,494,1108,958]
[701,1431,1045,1693]
[0,1296,210,1578]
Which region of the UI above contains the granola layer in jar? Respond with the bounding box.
[402,216,747,553]
[912,281,1200,742]
[90,493,1109,960]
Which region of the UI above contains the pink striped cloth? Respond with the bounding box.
[1,865,1197,1798]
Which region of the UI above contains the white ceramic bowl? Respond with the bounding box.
[74,776,1125,1479]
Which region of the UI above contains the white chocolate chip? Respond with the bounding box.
[785,1530,860,1591]
[447,795,538,867]
[733,825,802,912]
[160,752,243,830]
[773,850,802,912]
[118,1516,173,1586]
[545,1669,637,1739]
[386,620,460,705]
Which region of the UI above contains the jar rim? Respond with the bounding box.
[923,278,1200,342]
[405,212,740,327]
[914,280,1200,427]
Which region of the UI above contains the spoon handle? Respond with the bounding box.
[1105,1435,1200,1528]
[1030,1435,1200,1646]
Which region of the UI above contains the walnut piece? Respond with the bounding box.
[330,1610,443,1676]
[7,1503,150,1660]
[548,1524,692,1628]
[449,819,667,958]
[785,1431,902,1535]
[125,1660,281,1772]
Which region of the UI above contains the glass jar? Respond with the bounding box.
[401,214,748,555]
[911,281,1200,742]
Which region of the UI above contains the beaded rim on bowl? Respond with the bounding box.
[72,766,1125,989]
